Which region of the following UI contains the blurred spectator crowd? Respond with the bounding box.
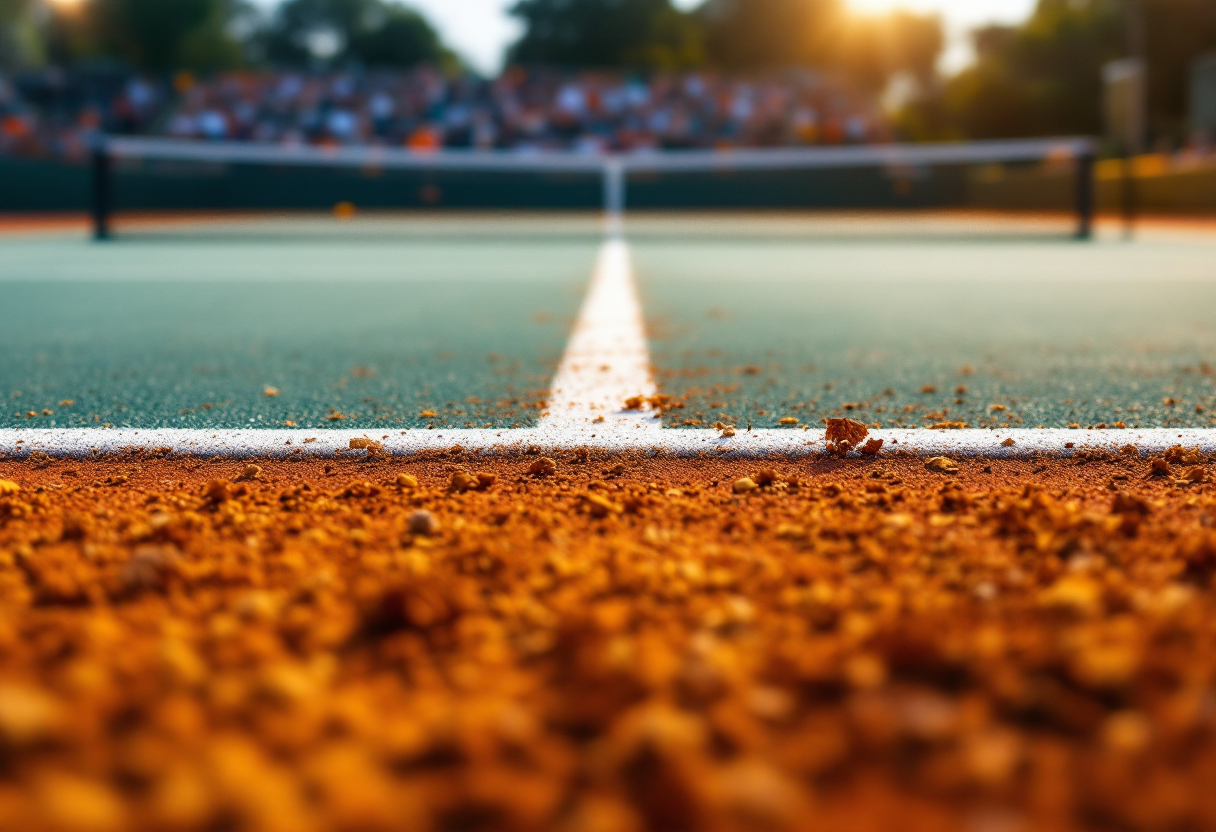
[1,66,888,158]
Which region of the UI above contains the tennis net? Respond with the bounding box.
[91,136,1097,240]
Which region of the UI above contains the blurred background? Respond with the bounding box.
[2,0,1216,213]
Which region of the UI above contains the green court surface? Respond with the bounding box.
[0,218,595,430]
[4,213,1216,435]
[633,224,1216,430]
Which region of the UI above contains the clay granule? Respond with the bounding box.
[0,451,1214,832]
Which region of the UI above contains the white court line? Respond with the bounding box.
[543,237,658,434]
[2,428,1215,460]
[2,236,1215,460]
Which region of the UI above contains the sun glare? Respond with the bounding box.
[847,0,1036,23]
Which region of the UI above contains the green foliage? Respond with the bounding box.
[85,0,247,71]
[1142,0,1216,138]
[507,0,703,70]
[506,0,940,87]
[695,0,942,94]
[0,0,43,68]
[901,0,1216,143]
[695,0,843,71]
[264,0,448,68]
[348,5,445,67]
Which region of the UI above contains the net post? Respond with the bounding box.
[1074,147,1095,240]
[603,157,625,238]
[91,137,112,241]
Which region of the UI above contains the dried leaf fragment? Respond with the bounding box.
[925,457,960,474]
[349,437,383,452]
[449,471,480,492]
[528,457,557,477]
[450,471,498,492]
[778,417,798,426]
[825,418,868,448]
[1163,446,1202,465]
[860,438,884,456]
[1181,466,1208,484]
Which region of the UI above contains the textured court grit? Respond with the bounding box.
[1,448,1216,832]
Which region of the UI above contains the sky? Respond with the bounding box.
[255,0,1040,76]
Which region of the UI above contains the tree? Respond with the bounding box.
[900,0,1216,143]
[507,0,703,70]
[348,4,446,67]
[695,0,942,95]
[1142,0,1216,139]
[833,9,944,95]
[85,0,247,72]
[264,0,448,68]
[695,0,844,71]
[0,0,43,68]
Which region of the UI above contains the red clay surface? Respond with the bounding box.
[1,449,1214,832]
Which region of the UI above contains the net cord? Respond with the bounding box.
[92,135,1098,239]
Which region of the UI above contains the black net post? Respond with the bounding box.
[1075,150,1095,240]
[91,138,112,241]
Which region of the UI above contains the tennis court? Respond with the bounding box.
[5,139,1216,832]
[2,136,1214,458]
[2,206,1215,447]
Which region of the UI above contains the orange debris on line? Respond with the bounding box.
[825,417,868,453]
[0,450,1213,832]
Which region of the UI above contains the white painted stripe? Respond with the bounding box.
[2,428,1214,460]
[542,238,659,433]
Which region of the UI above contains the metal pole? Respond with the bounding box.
[603,157,624,238]
[1075,152,1095,240]
[91,139,112,241]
